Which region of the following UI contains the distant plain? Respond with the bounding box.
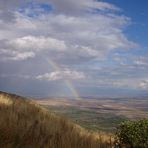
[35,97,148,133]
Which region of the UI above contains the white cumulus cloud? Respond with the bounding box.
[37,69,85,81]
[139,79,148,89]
[8,36,67,51]
[0,49,35,61]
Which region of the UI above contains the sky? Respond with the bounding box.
[0,0,148,98]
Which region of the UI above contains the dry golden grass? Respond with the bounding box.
[0,91,114,148]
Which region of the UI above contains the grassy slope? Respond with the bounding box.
[0,92,113,148]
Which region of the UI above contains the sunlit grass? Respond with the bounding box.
[0,95,13,106]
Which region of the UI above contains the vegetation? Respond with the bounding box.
[0,92,114,148]
[45,105,126,132]
[115,119,148,148]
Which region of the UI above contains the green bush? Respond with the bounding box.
[114,119,148,148]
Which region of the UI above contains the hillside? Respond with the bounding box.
[0,91,113,148]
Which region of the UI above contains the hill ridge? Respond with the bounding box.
[0,91,113,148]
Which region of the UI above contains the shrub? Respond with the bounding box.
[114,119,148,148]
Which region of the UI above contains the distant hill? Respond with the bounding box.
[0,91,113,148]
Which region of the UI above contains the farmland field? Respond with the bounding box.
[35,97,148,133]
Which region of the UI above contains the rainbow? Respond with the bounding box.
[46,58,81,100]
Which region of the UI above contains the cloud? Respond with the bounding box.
[133,56,148,66]
[0,0,147,96]
[8,36,67,51]
[46,0,119,15]
[0,0,136,64]
[0,73,31,79]
[0,0,27,23]
[0,36,67,61]
[77,77,148,91]
[14,13,37,29]
[37,69,85,81]
[139,79,148,89]
[0,49,35,61]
